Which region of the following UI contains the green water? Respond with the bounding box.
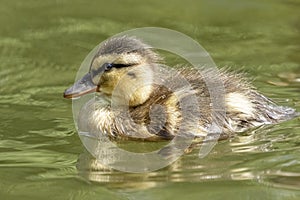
[1,0,300,199]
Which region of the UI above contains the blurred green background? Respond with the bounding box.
[0,0,299,199]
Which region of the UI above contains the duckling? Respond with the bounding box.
[64,36,298,141]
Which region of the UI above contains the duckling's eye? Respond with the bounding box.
[104,63,113,71]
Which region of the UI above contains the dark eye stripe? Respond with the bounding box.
[91,63,133,78]
[110,63,132,68]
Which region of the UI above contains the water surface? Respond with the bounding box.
[0,0,300,199]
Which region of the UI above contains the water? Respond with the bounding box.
[0,0,300,199]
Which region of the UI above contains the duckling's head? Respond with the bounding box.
[64,36,162,106]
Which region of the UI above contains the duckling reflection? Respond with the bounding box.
[64,36,298,141]
[76,149,169,189]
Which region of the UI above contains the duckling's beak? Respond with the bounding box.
[63,73,98,99]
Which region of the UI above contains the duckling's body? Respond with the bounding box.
[64,36,298,141]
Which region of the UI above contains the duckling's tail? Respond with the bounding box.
[254,92,299,123]
[265,103,299,122]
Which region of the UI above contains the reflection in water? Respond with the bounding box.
[76,118,300,190]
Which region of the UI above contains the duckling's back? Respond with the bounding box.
[127,66,299,138]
